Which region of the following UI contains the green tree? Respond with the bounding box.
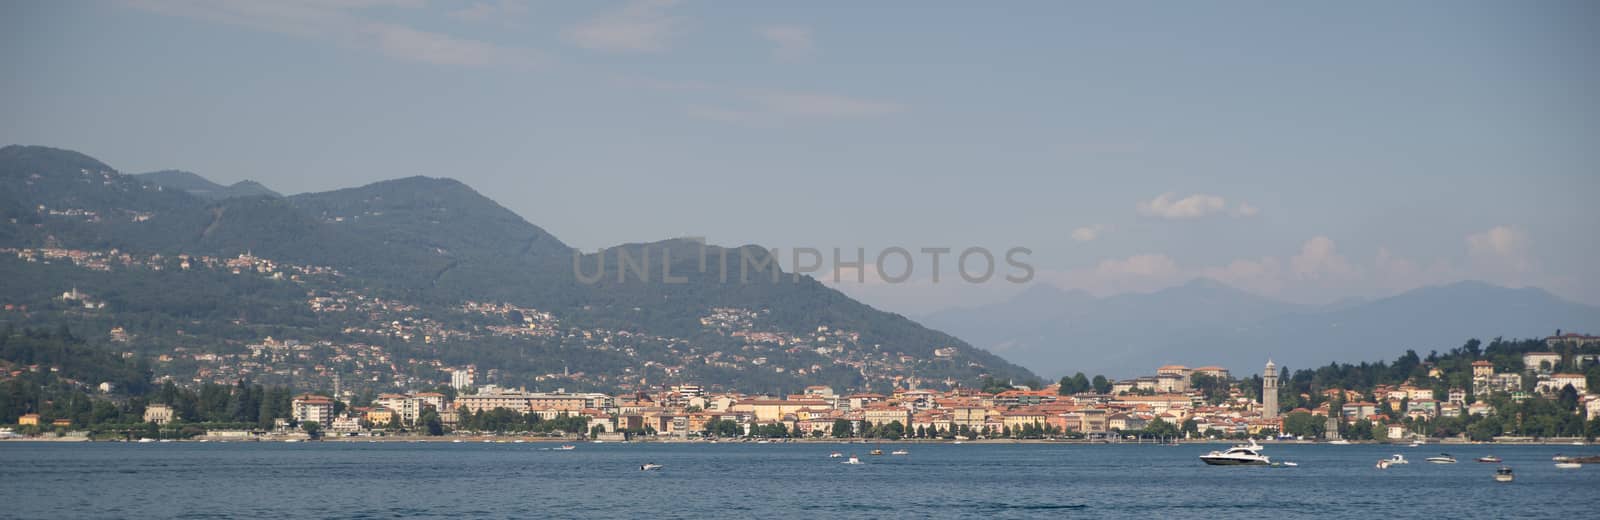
[1091,375,1111,394]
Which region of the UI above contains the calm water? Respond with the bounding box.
[1,442,1593,519]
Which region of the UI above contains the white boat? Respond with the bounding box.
[640,463,664,471]
[891,449,909,456]
[1425,454,1457,464]
[557,445,576,451]
[136,438,156,443]
[451,439,463,443]
[1552,454,1572,462]
[841,456,863,465]
[1494,466,1514,482]
[1199,441,1271,466]
[1554,462,1582,469]
[1328,440,1351,445]
[1383,454,1409,465]
[828,452,843,458]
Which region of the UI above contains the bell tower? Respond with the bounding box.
[1262,359,1279,420]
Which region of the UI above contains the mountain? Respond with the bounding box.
[920,278,1600,379]
[0,145,1038,395]
[138,170,281,200]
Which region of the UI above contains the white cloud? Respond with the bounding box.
[1039,253,1184,296]
[1466,225,1533,285]
[1136,193,1228,219]
[562,0,682,53]
[758,25,814,61]
[1289,236,1359,280]
[1070,224,1106,242]
[1202,256,1284,296]
[687,90,904,125]
[121,0,534,67]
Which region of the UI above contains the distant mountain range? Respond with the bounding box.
[137,170,281,200]
[919,278,1600,379]
[0,145,1037,394]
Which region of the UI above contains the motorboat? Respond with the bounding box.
[640,463,664,471]
[1426,454,1457,464]
[1554,462,1582,469]
[841,456,864,465]
[557,445,576,451]
[1199,441,1271,466]
[869,449,884,456]
[1494,466,1514,482]
[1328,440,1351,445]
[891,449,910,456]
[829,452,843,458]
[1552,454,1572,462]
[1383,454,1409,465]
[1476,455,1502,463]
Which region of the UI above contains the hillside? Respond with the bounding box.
[137,170,282,200]
[920,278,1600,378]
[0,145,1038,395]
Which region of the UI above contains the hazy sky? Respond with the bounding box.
[4,1,1597,313]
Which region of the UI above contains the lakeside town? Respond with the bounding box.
[8,334,1598,445]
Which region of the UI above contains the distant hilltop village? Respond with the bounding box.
[11,335,1596,443]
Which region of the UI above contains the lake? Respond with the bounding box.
[1,442,1593,519]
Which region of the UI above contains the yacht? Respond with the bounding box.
[640,463,664,471]
[1554,462,1582,469]
[1494,466,1514,482]
[1376,454,1408,469]
[1199,441,1271,466]
[1476,455,1502,463]
[841,455,863,465]
[1426,454,1457,464]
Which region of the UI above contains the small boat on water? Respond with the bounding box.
[557,445,576,451]
[841,455,863,465]
[1554,462,1582,469]
[1477,455,1502,463]
[1199,441,1271,466]
[869,449,884,456]
[1426,454,1457,464]
[1494,466,1514,482]
[640,463,664,471]
[1328,440,1351,445]
[891,449,909,456]
[1376,454,1408,469]
[828,452,843,458]
[1552,454,1572,462]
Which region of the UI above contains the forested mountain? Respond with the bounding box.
[0,145,1038,396]
[137,170,281,200]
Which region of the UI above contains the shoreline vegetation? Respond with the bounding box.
[3,435,1593,446]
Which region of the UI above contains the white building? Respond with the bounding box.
[292,394,335,425]
[451,367,476,391]
[143,404,175,425]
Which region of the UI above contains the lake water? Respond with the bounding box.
[1,442,1593,519]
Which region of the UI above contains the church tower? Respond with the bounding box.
[1262,359,1279,420]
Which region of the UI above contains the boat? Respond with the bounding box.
[136,438,156,443]
[451,439,463,444]
[1554,462,1582,469]
[869,449,884,456]
[1272,461,1299,467]
[640,463,664,471]
[1426,454,1457,464]
[1552,454,1572,462]
[891,449,909,456]
[841,455,863,465]
[828,452,843,458]
[1199,441,1271,466]
[557,445,576,451]
[1328,440,1351,445]
[1494,466,1514,482]
[1383,454,1409,465]
[1476,455,1502,463]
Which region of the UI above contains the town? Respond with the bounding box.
[9,334,1598,444]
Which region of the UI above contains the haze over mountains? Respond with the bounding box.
[0,145,1035,393]
[920,278,1600,379]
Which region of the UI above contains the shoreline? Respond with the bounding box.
[2,436,1591,446]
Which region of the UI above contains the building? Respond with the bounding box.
[1470,360,1495,378]
[1545,331,1600,349]
[291,394,335,425]
[143,404,175,425]
[451,367,476,390]
[1261,359,1279,420]
[1192,366,1230,379]
[1522,352,1562,373]
[1536,373,1588,394]
[17,413,40,426]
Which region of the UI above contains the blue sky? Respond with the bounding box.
[3,1,1596,313]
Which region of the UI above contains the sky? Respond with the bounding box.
[3,1,1597,314]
